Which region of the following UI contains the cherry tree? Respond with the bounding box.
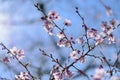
[0,0,120,80]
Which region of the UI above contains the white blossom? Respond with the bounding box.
[64,19,71,26]
[93,68,106,80]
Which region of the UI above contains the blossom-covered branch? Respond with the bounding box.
[0,43,36,80]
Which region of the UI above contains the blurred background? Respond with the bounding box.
[0,0,120,80]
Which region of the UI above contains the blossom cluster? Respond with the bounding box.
[10,47,25,60]
[0,43,25,63]
[39,9,120,80]
[93,68,106,80]
[15,72,30,80]
[50,66,73,80]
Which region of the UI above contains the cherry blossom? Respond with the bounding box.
[43,20,54,35]
[17,49,25,60]
[15,72,30,80]
[53,71,63,80]
[50,66,63,80]
[106,6,112,16]
[100,31,107,37]
[101,21,108,31]
[93,68,106,80]
[63,69,74,79]
[110,19,119,28]
[94,34,104,45]
[108,34,116,44]
[64,19,72,26]
[80,57,85,63]
[10,47,19,56]
[48,11,61,21]
[10,47,25,60]
[76,37,84,44]
[110,76,120,80]
[50,66,73,80]
[87,28,97,38]
[56,32,65,39]
[57,38,71,47]
[2,57,10,63]
[70,50,78,59]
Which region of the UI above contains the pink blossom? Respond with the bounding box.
[94,34,104,45]
[101,21,108,31]
[108,34,115,44]
[95,38,104,45]
[93,68,106,80]
[15,72,30,80]
[87,29,97,38]
[56,32,65,39]
[80,57,85,63]
[43,20,54,35]
[106,6,112,16]
[17,49,25,60]
[57,39,71,47]
[3,57,10,63]
[10,47,19,56]
[10,47,24,60]
[50,66,63,80]
[63,69,73,79]
[70,50,78,59]
[100,31,107,37]
[94,34,101,40]
[76,37,84,44]
[53,71,63,80]
[111,76,120,80]
[48,11,61,21]
[64,19,72,26]
[106,27,113,35]
[110,19,119,28]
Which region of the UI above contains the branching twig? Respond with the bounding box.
[0,43,35,80]
[39,48,64,68]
